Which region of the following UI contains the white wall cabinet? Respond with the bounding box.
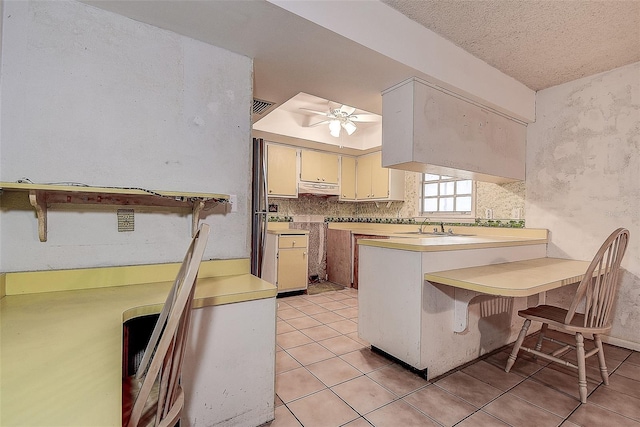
[381,78,526,183]
[262,230,309,293]
[356,151,404,201]
[300,150,339,184]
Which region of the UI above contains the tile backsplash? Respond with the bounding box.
[269,172,525,223]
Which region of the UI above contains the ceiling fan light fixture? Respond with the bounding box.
[343,120,357,135]
[329,119,341,137]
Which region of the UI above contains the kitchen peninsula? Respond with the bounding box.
[356,229,551,378]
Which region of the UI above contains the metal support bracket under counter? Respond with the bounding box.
[425,257,594,333]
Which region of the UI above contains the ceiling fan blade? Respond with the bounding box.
[299,108,330,116]
[339,105,356,116]
[307,119,331,127]
[350,114,380,123]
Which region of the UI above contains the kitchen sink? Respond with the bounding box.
[394,231,472,236]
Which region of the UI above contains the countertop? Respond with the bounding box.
[325,223,548,252]
[357,234,548,252]
[267,229,310,235]
[424,257,592,297]
[0,259,276,426]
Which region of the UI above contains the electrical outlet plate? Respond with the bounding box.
[117,209,134,232]
[229,195,237,213]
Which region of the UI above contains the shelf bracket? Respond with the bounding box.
[453,288,480,334]
[29,190,48,242]
[192,200,205,237]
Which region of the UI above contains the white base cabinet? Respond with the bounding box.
[263,230,309,293]
[358,243,547,378]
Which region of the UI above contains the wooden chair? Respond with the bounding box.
[123,223,210,427]
[505,228,629,403]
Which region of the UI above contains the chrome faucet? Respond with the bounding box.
[418,217,430,233]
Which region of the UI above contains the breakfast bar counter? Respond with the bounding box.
[424,257,593,297]
[0,258,277,427]
[357,231,555,378]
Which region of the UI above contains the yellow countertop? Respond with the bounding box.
[267,229,310,235]
[357,234,548,252]
[0,259,276,426]
[424,257,592,297]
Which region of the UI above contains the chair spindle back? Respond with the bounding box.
[565,228,629,328]
[127,223,210,427]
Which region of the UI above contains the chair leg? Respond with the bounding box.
[532,323,548,359]
[593,334,609,385]
[506,319,530,373]
[575,333,588,404]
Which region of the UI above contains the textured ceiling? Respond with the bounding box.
[382,0,640,91]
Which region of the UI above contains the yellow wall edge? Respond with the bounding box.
[4,258,250,296]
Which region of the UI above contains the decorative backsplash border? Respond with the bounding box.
[268,216,525,228]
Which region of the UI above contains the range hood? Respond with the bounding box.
[298,182,340,196]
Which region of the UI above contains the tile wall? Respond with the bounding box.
[270,172,525,221]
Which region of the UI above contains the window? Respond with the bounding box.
[420,174,474,216]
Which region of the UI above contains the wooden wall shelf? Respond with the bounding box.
[0,182,228,242]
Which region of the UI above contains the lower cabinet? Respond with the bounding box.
[326,229,390,289]
[263,231,309,293]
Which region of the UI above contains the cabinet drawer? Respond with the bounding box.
[279,235,308,249]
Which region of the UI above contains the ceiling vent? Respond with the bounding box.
[253,98,275,115]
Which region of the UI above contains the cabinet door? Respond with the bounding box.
[300,151,339,184]
[340,156,356,200]
[369,151,390,199]
[277,248,308,292]
[326,229,352,287]
[356,154,373,200]
[267,144,298,197]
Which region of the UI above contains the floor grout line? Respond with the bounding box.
[273,289,640,427]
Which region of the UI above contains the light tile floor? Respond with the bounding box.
[266,288,640,426]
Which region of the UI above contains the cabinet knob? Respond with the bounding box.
[292,241,296,246]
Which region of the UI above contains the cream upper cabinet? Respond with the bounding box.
[356,153,373,199]
[340,156,356,200]
[300,150,339,184]
[356,151,405,201]
[267,144,298,198]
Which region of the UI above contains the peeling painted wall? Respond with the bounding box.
[527,62,640,349]
[0,1,253,271]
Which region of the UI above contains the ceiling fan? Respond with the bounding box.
[302,104,380,137]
